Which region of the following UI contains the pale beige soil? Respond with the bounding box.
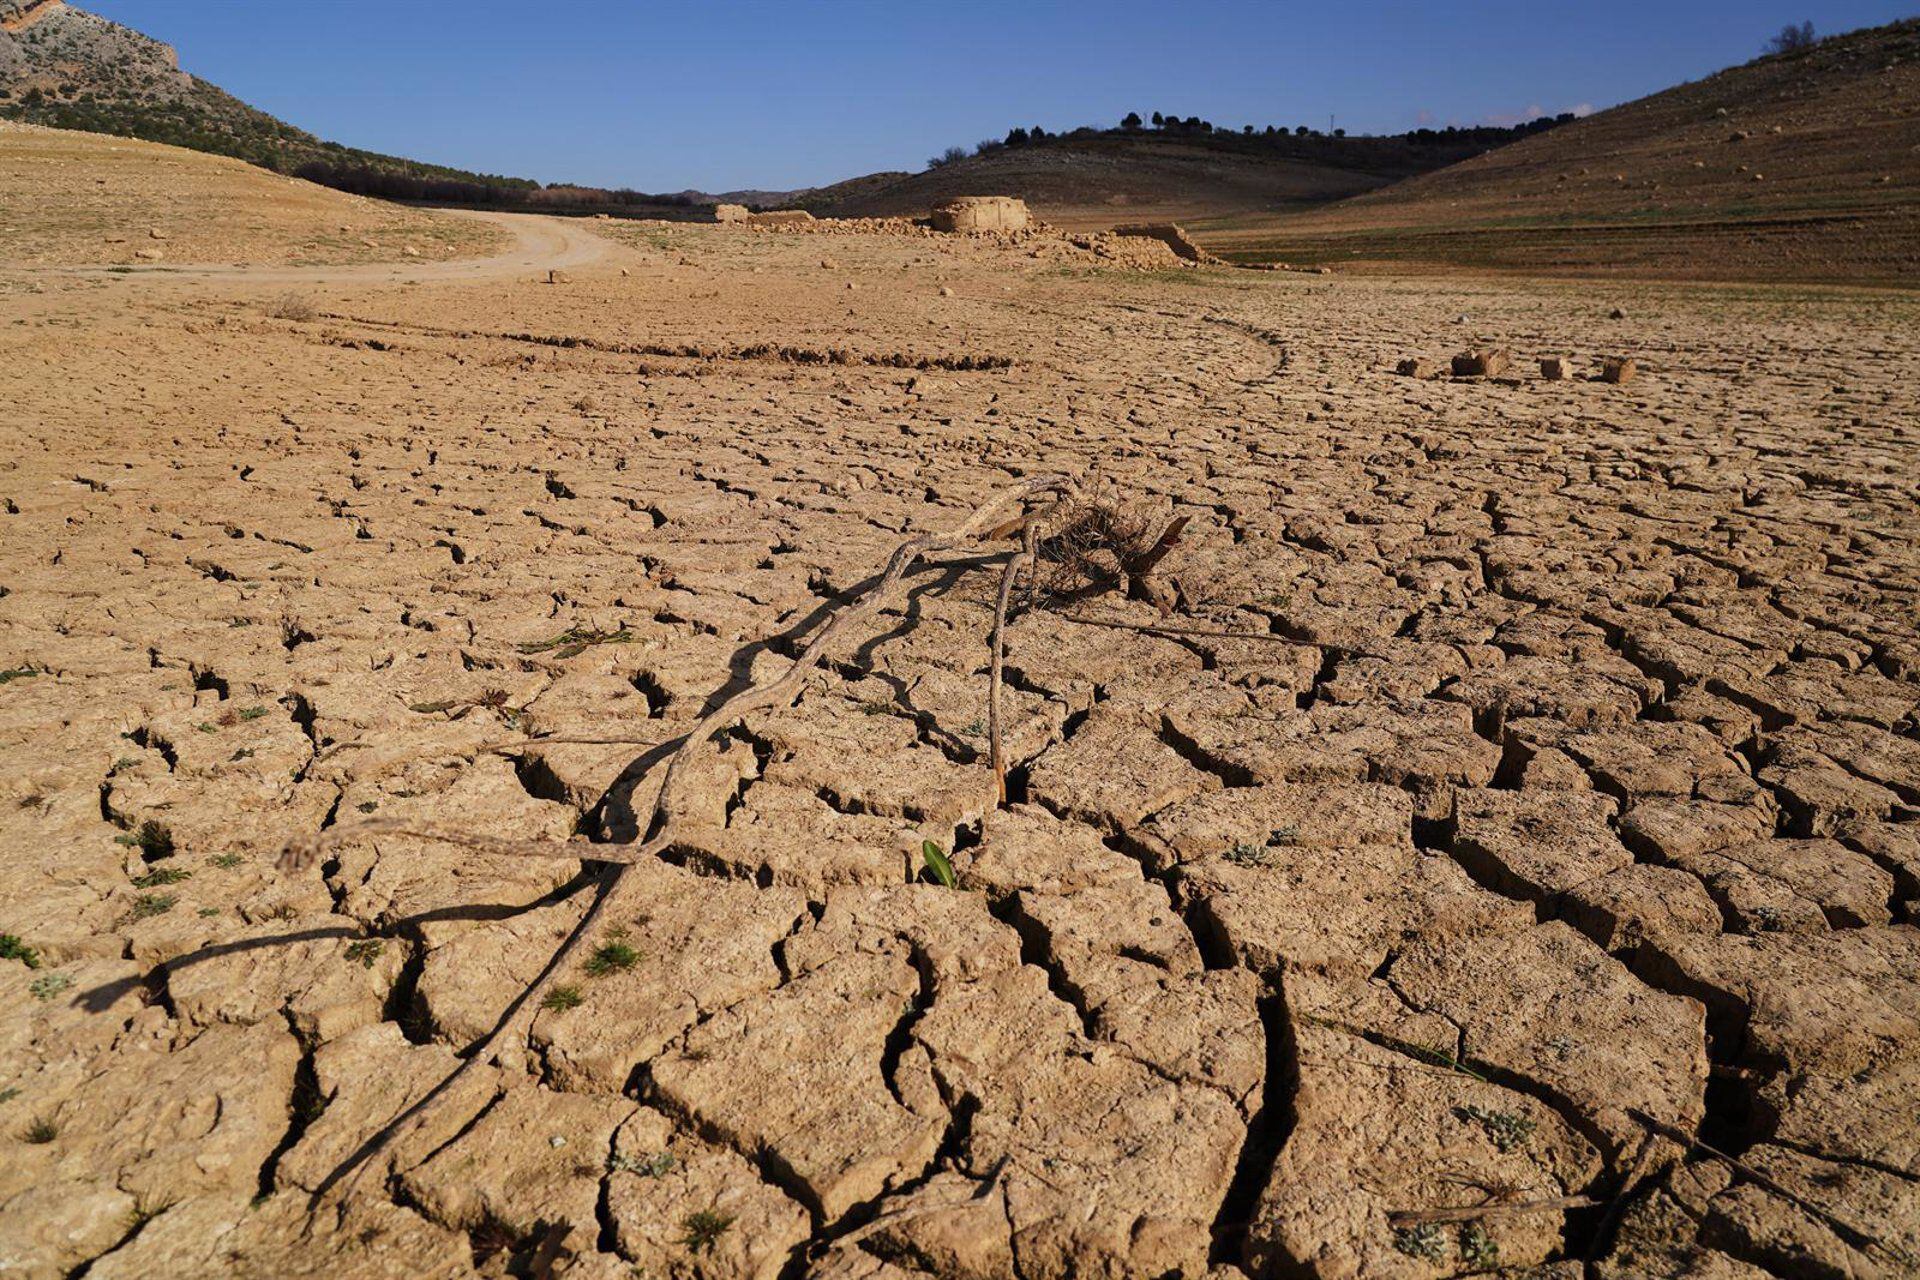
[1,189,1917,1280]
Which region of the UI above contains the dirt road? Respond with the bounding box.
[51,210,623,283]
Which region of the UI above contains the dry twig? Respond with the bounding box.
[291,473,1074,1197]
[1387,1195,1597,1226]
[1629,1109,1907,1267]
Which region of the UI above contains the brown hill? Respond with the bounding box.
[0,119,501,266]
[804,130,1514,230]
[1194,18,1920,285]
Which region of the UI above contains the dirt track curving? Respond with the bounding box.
[56,210,622,284]
[2,189,1918,1279]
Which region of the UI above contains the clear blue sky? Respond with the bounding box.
[86,0,1917,193]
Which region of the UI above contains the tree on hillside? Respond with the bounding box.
[1005,126,1030,147]
[1122,111,1143,129]
[1151,111,1164,128]
[927,145,968,170]
[1765,21,1816,54]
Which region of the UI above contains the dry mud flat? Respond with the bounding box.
[0,219,1917,1279]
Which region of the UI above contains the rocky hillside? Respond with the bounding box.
[0,0,537,201]
[1202,18,1920,284]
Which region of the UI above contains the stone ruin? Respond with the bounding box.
[930,196,1031,234]
[1112,223,1219,264]
[744,209,816,227]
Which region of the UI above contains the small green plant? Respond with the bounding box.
[114,820,174,859]
[1271,823,1301,845]
[113,756,138,770]
[129,893,177,920]
[197,907,221,918]
[132,866,191,889]
[542,984,584,1012]
[229,747,254,761]
[517,627,635,659]
[1391,1222,1446,1261]
[344,939,383,969]
[0,1087,18,1105]
[0,934,41,969]
[19,1115,58,1144]
[207,852,244,869]
[1460,1105,1536,1153]
[1460,1222,1498,1268]
[237,706,269,722]
[584,937,640,977]
[921,839,957,889]
[0,667,38,685]
[356,800,379,814]
[1224,840,1274,867]
[680,1209,733,1255]
[958,718,986,738]
[610,1149,676,1177]
[29,972,72,1001]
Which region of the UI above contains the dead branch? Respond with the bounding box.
[1629,1109,1906,1266]
[298,472,1074,1198]
[280,820,627,874]
[1058,610,1347,654]
[988,546,1027,805]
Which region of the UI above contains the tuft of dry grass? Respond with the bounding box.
[267,292,320,322]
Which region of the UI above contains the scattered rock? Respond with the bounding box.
[1452,349,1511,378]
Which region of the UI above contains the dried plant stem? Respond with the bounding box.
[1387,1196,1597,1226]
[1629,1110,1904,1265]
[988,547,1028,805]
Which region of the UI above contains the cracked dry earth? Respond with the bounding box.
[2,221,1918,1280]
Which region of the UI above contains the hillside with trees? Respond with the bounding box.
[807,113,1571,227]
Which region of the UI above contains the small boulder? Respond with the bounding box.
[133,248,163,261]
[1452,350,1510,378]
[1395,357,1439,379]
[1602,356,1638,384]
[1540,356,1570,381]
[546,270,571,285]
